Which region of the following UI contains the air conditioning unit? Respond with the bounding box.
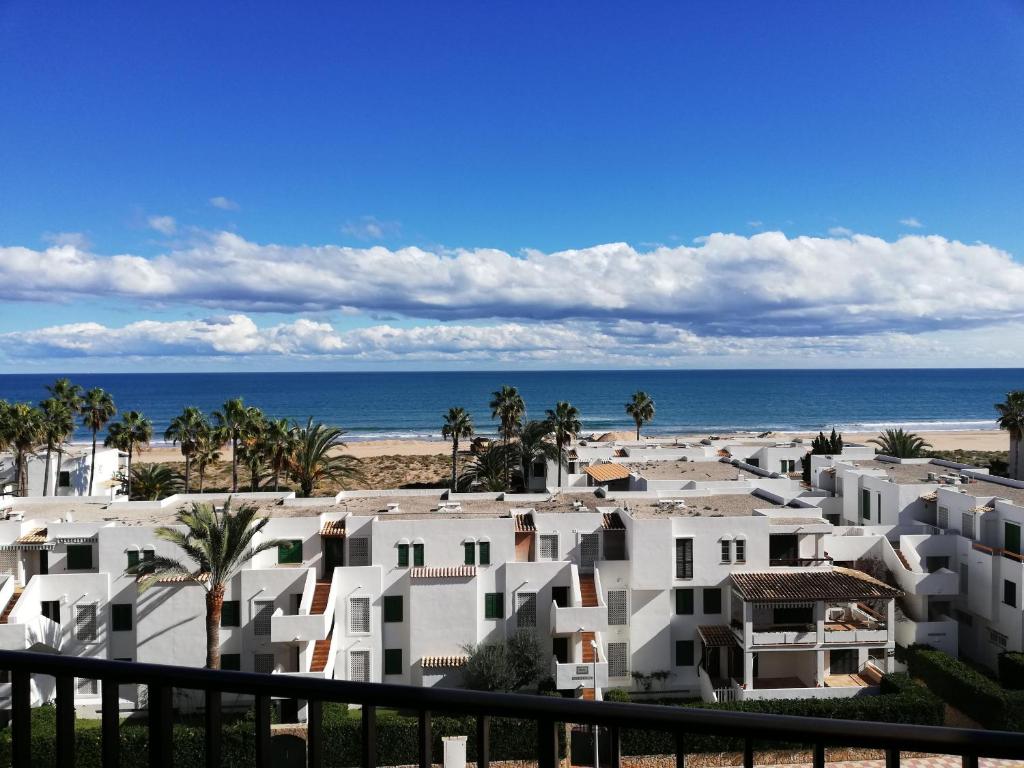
[927,472,937,481]
[386,502,400,513]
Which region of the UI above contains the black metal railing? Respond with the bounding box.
[1,650,1023,768]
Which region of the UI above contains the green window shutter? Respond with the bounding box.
[221,600,241,627]
[703,588,722,615]
[397,543,409,567]
[485,593,504,619]
[413,543,424,567]
[220,654,241,671]
[1006,523,1021,555]
[67,545,93,570]
[278,540,303,564]
[675,640,695,666]
[111,604,133,632]
[478,542,490,565]
[675,588,693,615]
[383,595,403,623]
[861,489,871,520]
[384,648,403,676]
[126,551,140,569]
[464,542,475,566]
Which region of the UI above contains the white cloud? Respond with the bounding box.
[209,196,239,211]
[341,215,400,241]
[900,217,923,228]
[747,220,763,228]
[1,231,1023,339]
[146,215,177,235]
[828,226,854,237]
[42,231,90,249]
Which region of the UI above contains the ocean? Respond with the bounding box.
[0,369,1019,443]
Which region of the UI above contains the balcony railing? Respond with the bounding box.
[1,650,1023,768]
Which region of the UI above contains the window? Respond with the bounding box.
[960,564,969,595]
[111,603,133,632]
[484,593,504,619]
[464,542,476,566]
[1006,522,1021,555]
[349,650,371,682]
[478,541,490,566]
[607,590,628,626]
[349,597,371,634]
[75,603,98,642]
[925,556,949,574]
[675,588,694,615]
[675,538,693,579]
[221,600,241,627]
[516,592,537,628]
[552,586,570,607]
[532,461,546,478]
[747,458,760,468]
[961,512,976,540]
[397,543,409,567]
[937,506,949,529]
[254,653,275,674]
[66,544,93,570]
[781,459,796,473]
[720,540,731,563]
[126,550,140,569]
[703,588,722,615]
[773,605,813,625]
[253,600,274,636]
[413,543,424,567]
[1004,580,1017,608]
[861,489,871,521]
[384,648,402,676]
[989,628,1008,648]
[349,537,370,566]
[735,539,746,563]
[58,471,71,488]
[141,549,154,574]
[277,540,303,565]
[383,595,403,623]
[830,649,858,675]
[607,642,629,677]
[220,654,241,671]
[538,534,558,561]
[603,530,626,561]
[675,640,694,666]
[954,609,973,627]
[41,600,60,623]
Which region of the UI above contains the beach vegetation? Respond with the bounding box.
[869,428,931,458]
[129,462,183,500]
[0,401,42,496]
[996,390,1024,480]
[489,385,525,490]
[441,406,474,492]
[458,442,515,492]
[105,410,153,497]
[545,401,582,487]
[625,390,655,440]
[164,406,211,492]
[518,419,560,487]
[44,378,84,495]
[81,387,116,495]
[212,397,248,493]
[287,417,362,497]
[39,397,74,497]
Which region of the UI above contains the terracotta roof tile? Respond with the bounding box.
[152,572,211,585]
[422,655,468,669]
[14,528,47,545]
[730,567,901,602]
[410,566,476,579]
[583,463,631,483]
[514,513,536,532]
[698,625,739,648]
[602,512,625,530]
[320,520,346,538]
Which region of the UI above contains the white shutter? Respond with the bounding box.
[538,534,558,561]
[580,533,599,569]
[349,537,370,566]
[607,590,628,626]
[349,597,370,633]
[75,603,98,642]
[253,600,274,636]
[516,592,537,628]
[350,649,370,682]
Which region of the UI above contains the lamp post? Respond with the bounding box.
[591,639,599,768]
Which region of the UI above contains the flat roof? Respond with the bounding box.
[626,461,740,481]
[849,459,945,485]
[629,493,783,518]
[964,477,1024,507]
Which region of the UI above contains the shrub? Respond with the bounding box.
[999,652,1024,690]
[603,688,632,703]
[904,644,1011,729]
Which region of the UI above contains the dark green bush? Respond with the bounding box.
[999,652,1024,690]
[904,644,1012,729]
[603,688,631,703]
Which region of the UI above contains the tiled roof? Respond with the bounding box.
[583,463,631,483]
[14,528,47,545]
[422,655,468,669]
[152,572,211,585]
[567,450,579,460]
[698,625,739,648]
[602,512,625,530]
[730,567,902,602]
[410,566,476,579]
[919,492,938,503]
[514,513,536,532]
[320,520,346,538]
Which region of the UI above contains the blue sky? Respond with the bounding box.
[2,1,1024,370]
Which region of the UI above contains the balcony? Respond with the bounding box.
[552,659,609,690]
[0,650,1022,768]
[549,565,606,634]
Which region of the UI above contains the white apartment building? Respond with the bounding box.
[0,447,122,499]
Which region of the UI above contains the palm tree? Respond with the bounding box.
[212,398,248,493]
[490,385,525,490]
[544,401,582,487]
[164,406,209,493]
[518,419,560,488]
[39,398,75,496]
[128,500,286,668]
[441,407,474,492]
[0,403,42,496]
[45,378,83,493]
[625,391,655,440]
[287,418,363,497]
[105,411,153,497]
[868,428,932,458]
[236,407,268,492]
[193,433,222,493]
[262,417,296,491]
[458,444,514,492]
[130,463,183,501]
[80,387,116,495]
[997,391,1024,481]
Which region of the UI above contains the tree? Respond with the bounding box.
[625,391,655,440]
[997,391,1024,480]
[287,418,362,497]
[237,407,268,492]
[458,443,515,491]
[128,500,285,668]
[441,407,474,492]
[193,432,221,493]
[518,419,559,489]
[212,397,248,493]
[105,411,153,497]
[262,418,297,492]
[130,463,183,501]
[489,385,525,490]
[869,428,931,458]
[544,401,582,487]
[462,630,548,692]
[0,403,42,496]
[802,428,845,483]
[39,398,75,496]
[164,406,209,493]
[81,387,116,495]
[44,378,84,496]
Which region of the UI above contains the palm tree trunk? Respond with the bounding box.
[231,435,238,492]
[199,466,206,493]
[205,585,225,669]
[43,445,52,496]
[636,420,641,441]
[1012,434,1023,481]
[503,428,509,490]
[557,444,563,487]
[451,441,458,491]
[184,454,191,493]
[126,446,134,497]
[55,448,64,496]
[273,463,280,492]
[88,429,98,495]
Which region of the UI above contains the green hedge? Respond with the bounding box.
[999,652,1024,690]
[904,644,1018,730]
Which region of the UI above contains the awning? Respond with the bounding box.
[698,625,739,648]
[583,463,630,483]
[514,513,536,532]
[602,512,625,530]
[422,655,468,669]
[410,566,476,579]
[319,520,346,538]
[731,567,902,602]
